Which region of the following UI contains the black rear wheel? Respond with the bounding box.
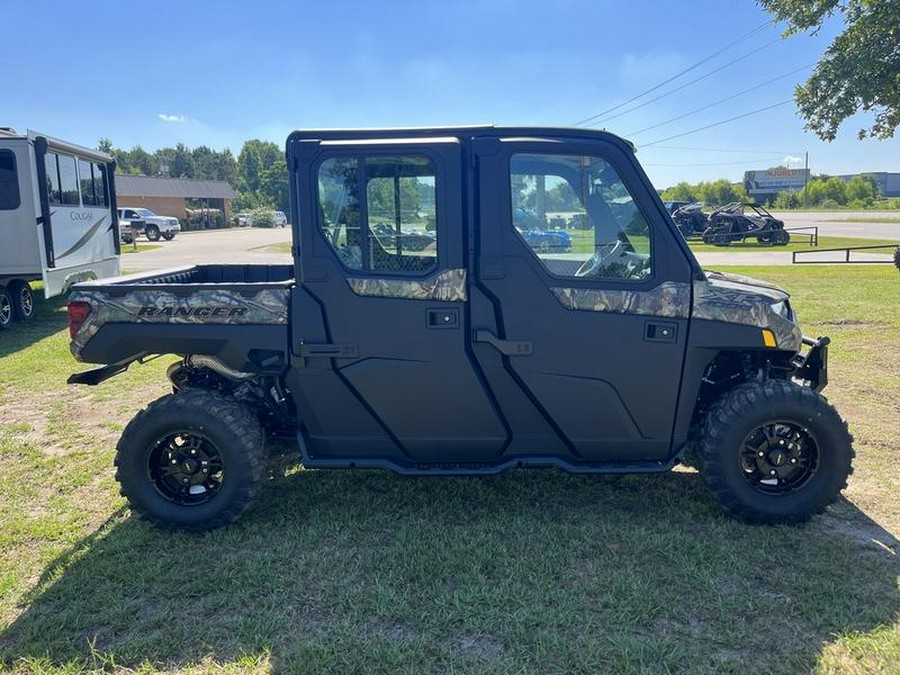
[0,288,13,330]
[115,389,267,531]
[9,280,35,321]
[697,380,853,523]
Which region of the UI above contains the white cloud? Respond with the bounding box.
[157,113,186,123]
[783,155,803,167]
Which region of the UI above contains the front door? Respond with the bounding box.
[290,138,507,463]
[473,138,694,461]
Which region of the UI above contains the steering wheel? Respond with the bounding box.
[574,240,624,277]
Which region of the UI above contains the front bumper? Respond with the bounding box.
[792,335,829,392]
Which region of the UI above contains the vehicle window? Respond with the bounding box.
[137,208,156,217]
[317,154,438,274]
[365,156,436,273]
[46,153,62,204]
[93,163,109,207]
[57,154,80,205]
[509,153,652,281]
[78,159,97,206]
[0,150,20,211]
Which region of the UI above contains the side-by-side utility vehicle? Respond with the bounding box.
[66,126,852,531]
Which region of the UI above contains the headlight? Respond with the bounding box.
[771,300,795,323]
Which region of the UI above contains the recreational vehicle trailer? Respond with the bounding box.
[0,128,120,330]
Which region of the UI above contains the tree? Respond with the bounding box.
[757,0,900,140]
[660,182,697,202]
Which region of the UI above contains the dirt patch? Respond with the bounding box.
[445,634,504,658]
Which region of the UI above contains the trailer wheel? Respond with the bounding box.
[696,380,853,524]
[0,288,13,330]
[145,224,161,241]
[9,280,35,322]
[115,389,267,531]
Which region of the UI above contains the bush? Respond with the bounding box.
[820,199,841,209]
[249,207,276,228]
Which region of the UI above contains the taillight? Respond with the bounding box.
[67,302,91,338]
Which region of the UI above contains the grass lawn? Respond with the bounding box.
[1,267,898,673]
[121,244,163,255]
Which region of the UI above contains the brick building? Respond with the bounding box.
[115,175,238,226]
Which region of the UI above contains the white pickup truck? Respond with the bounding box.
[118,207,181,241]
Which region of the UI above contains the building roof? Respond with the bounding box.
[116,174,237,199]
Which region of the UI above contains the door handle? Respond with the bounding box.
[474,330,533,356]
[644,321,677,343]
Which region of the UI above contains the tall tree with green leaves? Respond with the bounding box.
[757,0,900,140]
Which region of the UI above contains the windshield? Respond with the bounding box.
[137,208,157,217]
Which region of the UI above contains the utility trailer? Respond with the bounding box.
[0,128,120,329]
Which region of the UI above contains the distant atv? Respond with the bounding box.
[702,203,790,247]
[671,203,708,239]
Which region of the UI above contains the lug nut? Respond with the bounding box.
[171,459,177,464]
[758,451,765,457]
[770,469,777,476]
[182,478,189,484]
[790,458,797,464]
[202,468,208,474]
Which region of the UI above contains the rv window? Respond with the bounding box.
[0,150,20,211]
[57,154,79,205]
[79,159,96,206]
[93,163,109,207]
[46,153,62,204]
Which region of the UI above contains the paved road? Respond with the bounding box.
[773,211,900,240]
[124,213,897,273]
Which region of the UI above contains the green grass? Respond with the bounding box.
[1,268,898,673]
[688,235,900,254]
[121,243,163,255]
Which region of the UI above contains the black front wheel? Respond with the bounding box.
[161,231,176,241]
[696,380,853,523]
[115,389,267,531]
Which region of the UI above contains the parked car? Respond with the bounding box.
[273,211,288,227]
[371,222,436,251]
[118,207,180,241]
[514,207,572,252]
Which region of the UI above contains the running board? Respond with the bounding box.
[296,438,677,476]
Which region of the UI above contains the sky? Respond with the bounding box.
[5,0,898,189]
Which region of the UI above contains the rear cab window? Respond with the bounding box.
[317,154,438,275]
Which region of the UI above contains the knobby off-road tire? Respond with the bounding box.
[697,380,853,524]
[115,389,267,531]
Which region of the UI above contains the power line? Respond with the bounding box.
[584,38,781,128]
[626,64,813,137]
[640,100,794,147]
[571,21,772,127]
[648,144,803,154]
[643,157,787,167]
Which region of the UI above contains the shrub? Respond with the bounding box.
[249,207,276,228]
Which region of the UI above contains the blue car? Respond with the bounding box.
[513,208,572,253]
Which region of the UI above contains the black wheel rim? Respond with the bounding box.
[0,293,11,325]
[147,431,225,505]
[19,286,33,317]
[740,422,819,495]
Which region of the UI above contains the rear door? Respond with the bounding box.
[41,148,119,296]
[289,137,507,463]
[473,137,694,461]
